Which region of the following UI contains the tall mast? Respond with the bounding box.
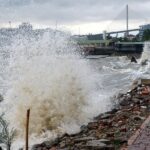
[126,4,129,36]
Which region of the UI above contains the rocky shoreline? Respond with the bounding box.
[31,79,150,150]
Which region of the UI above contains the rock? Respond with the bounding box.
[87,122,98,129]
[99,120,111,126]
[141,106,147,109]
[30,83,150,150]
[132,97,140,104]
[49,147,57,150]
[119,100,130,106]
[106,132,114,138]
[132,106,140,112]
[105,145,115,150]
[133,111,141,115]
[62,138,73,146]
[141,59,148,66]
[113,137,127,145]
[109,108,119,114]
[141,89,149,95]
[131,80,139,90]
[74,143,84,149]
[59,141,66,148]
[80,125,88,133]
[133,115,145,121]
[148,105,150,112]
[43,140,59,148]
[88,130,96,137]
[119,127,127,132]
[31,140,58,150]
[99,139,111,144]
[74,137,96,143]
[84,140,107,149]
[130,103,134,107]
[31,144,43,150]
[131,56,137,63]
[101,113,112,119]
[62,133,70,138]
[140,79,150,85]
[117,93,124,99]
[0,94,3,102]
[98,124,105,130]
[117,120,124,127]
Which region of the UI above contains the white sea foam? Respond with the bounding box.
[0,30,112,149]
[2,31,149,149]
[133,42,150,78]
[140,42,150,63]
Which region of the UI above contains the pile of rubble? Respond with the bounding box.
[32,79,150,150]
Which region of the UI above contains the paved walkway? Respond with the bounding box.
[128,116,150,150]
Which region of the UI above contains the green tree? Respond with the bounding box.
[142,29,150,41]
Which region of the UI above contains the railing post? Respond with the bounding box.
[25,109,30,150]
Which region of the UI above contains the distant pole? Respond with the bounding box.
[9,21,11,28]
[25,109,30,150]
[126,4,129,37]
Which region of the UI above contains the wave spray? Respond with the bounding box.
[1,30,111,147]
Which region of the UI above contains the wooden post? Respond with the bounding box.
[25,109,30,150]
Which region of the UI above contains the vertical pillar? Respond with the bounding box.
[103,30,107,46]
[103,30,107,40]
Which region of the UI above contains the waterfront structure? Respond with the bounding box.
[139,24,150,40]
[19,22,33,30]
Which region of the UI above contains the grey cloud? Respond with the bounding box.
[0,0,149,25]
[0,0,31,7]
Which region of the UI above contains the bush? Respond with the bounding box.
[0,114,16,150]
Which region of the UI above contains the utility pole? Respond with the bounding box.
[9,21,11,28]
[126,4,129,37]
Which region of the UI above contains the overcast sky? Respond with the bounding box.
[0,0,149,34]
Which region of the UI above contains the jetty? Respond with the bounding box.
[81,41,144,56]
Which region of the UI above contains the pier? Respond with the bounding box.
[82,42,144,56]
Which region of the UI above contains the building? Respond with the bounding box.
[19,22,33,31]
[139,24,150,39]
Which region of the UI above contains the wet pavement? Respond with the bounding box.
[128,116,150,150]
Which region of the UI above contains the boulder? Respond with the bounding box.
[140,79,150,85]
[31,139,59,150]
[74,137,96,143]
[87,122,99,129]
[98,139,111,144]
[0,94,3,102]
[80,125,88,133]
[84,140,106,149]
[131,56,137,63]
